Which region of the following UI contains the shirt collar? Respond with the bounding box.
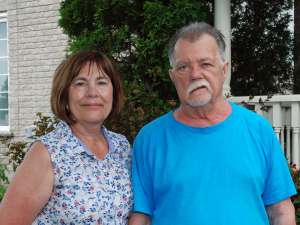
[57,120,117,156]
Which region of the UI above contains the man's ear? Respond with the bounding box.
[222,61,229,80]
[169,69,175,83]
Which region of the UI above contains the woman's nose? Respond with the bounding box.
[86,84,99,97]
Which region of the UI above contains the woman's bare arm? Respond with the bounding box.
[0,142,54,225]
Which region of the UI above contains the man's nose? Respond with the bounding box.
[190,64,203,80]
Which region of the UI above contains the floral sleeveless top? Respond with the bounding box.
[32,121,132,225]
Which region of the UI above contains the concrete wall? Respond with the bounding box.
[0,0,68,161]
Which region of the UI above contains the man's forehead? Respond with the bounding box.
[175,34,218,49]
[173,35,220,62]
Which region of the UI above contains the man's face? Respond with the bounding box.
[169,34,228,108]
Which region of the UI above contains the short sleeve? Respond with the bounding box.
[262,128,297,205]
[131,133,154,216]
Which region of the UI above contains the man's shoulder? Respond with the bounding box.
[233,102,268,122]
[137,111,172,137]
[232,102,273,132]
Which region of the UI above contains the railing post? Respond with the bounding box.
[291,102,300,167]
[272,103,283,149]
[255,104,264,115]
[286,125,291,162]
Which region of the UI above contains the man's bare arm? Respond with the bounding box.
[266,198,296,225]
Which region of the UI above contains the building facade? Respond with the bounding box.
[0,0,68,162]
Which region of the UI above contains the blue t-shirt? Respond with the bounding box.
[132,102,296,225]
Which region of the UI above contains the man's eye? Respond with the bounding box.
[203,63,212,68]
[177,64,188,71]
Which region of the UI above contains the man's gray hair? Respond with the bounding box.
[168,21,226,67]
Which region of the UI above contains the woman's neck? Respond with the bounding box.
[70,122,103,141]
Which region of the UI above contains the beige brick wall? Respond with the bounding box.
[0,0,7,12]
[0,0,68,160]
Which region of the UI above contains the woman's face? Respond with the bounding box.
[68,62,113,126]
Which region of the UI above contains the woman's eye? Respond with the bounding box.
[97,80,108,85]
[74,81,85,86]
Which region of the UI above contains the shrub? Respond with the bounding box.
[290,163,300,224]
[0,164,8,201]
[4,113,58,171]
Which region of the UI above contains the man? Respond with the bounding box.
[129,22,296,225]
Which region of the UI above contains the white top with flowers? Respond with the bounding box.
[32,121,132,225]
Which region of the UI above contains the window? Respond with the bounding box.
[0,14,9,130]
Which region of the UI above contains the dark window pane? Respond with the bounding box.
[0,40,7,57]
[0,93,8,109]
[0,58,8,74]
[0,22,7,39]
[0,110,8,126]
[0,76,8,92]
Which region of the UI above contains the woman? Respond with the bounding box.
[0,50,132,224]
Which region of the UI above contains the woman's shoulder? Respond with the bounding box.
[39,121,74,145]
[104,127,130,144]
[40,121,69,138]
[103,127,131,155]
[38,121,79,159]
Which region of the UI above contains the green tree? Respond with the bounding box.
[58,0,294,141]
[231,0,294,96]
[59,0,212,141]
[294,0,300,93]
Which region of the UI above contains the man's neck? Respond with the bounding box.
[173,99,232,127]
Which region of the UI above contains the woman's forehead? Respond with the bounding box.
[77,61,109,78]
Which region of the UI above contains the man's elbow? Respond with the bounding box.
[266,198,296,225]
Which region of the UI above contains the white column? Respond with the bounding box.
[214,0,231,96]
[286,125,291,162]
[280,126,285,150]
[291,103,300,167]
[272,103,282,146]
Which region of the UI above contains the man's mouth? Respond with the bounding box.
[191,86,207,93]
[187,80,210,94]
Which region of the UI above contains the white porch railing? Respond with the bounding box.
[230,95,300,167]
